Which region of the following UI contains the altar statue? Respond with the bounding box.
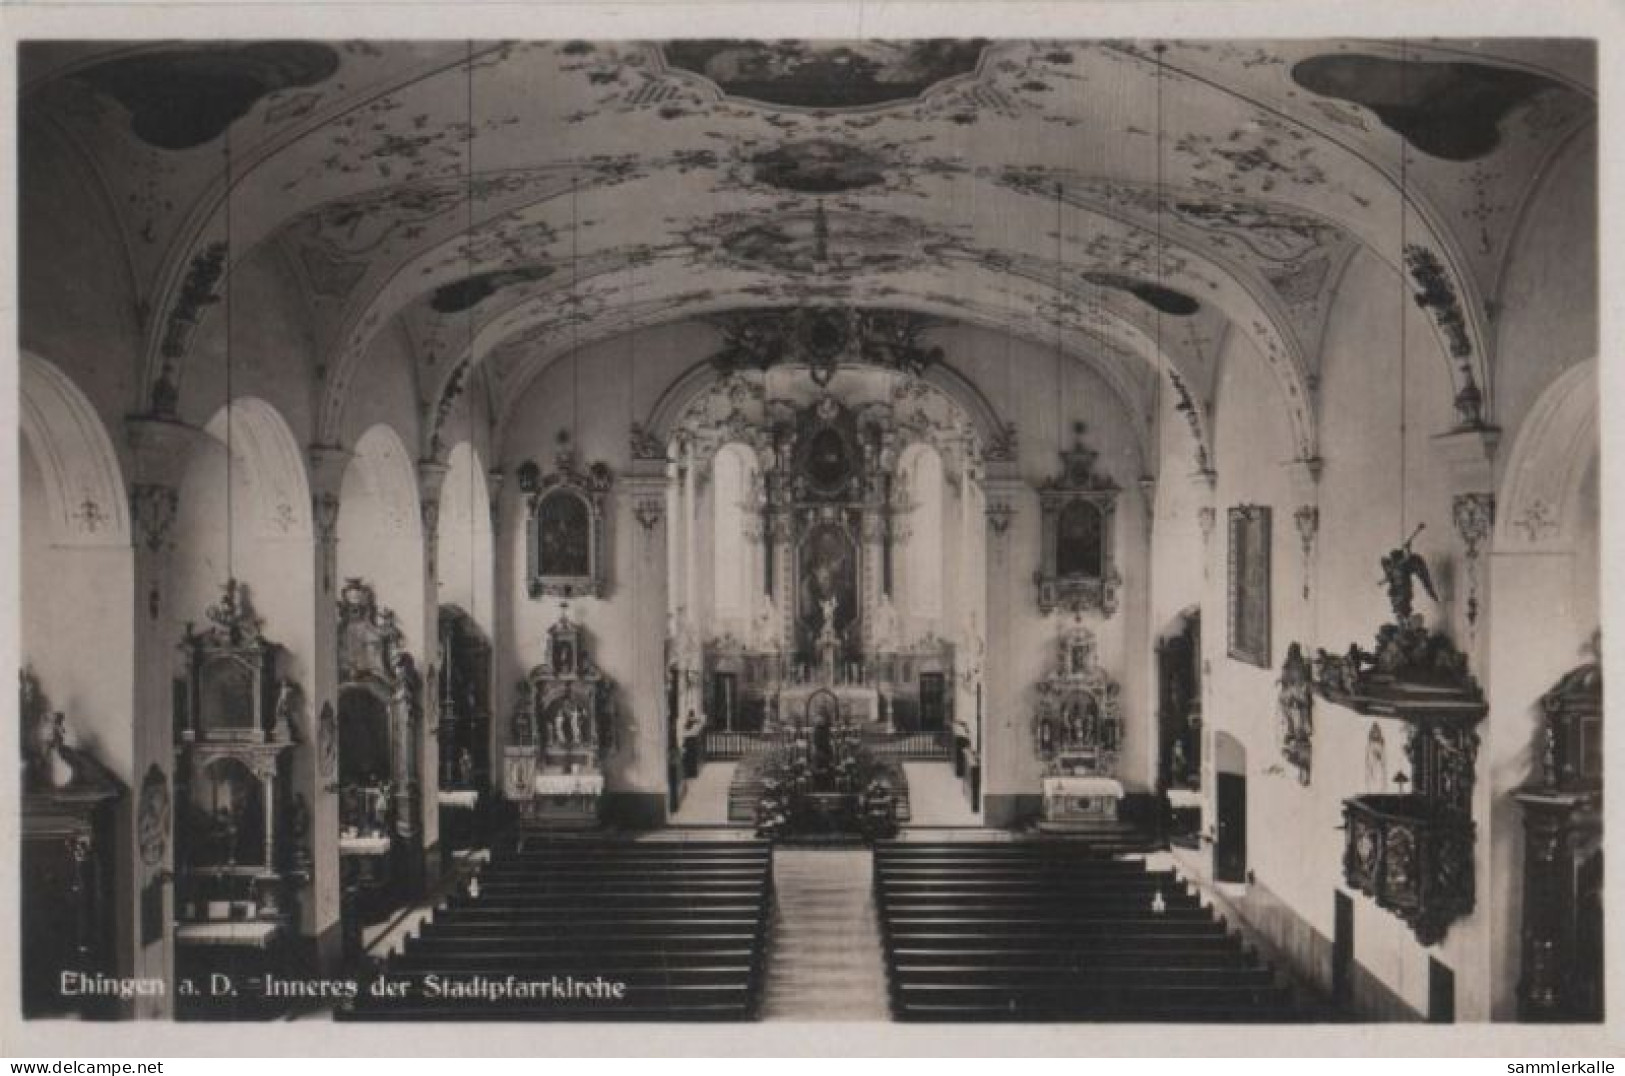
[551,697,586,747]
[872,594,902,651]
[754,595,783,650]
[819,595,839,640]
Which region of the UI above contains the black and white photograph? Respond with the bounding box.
[2,0,1618,1059]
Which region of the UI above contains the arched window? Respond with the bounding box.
[903,443,944,619]
[712,444,756,621]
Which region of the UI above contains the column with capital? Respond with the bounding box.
[126,415,206,1017]
[413,459,450,886]
[621,467,671,825]
[305,444,349,967]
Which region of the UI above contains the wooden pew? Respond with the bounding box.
[874,840,1303,1023]
[340,838,772,1022]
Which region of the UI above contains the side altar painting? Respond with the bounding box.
[1227,504,1272,667]
[1034,423,1121,617]
[504,607,618,829]
[520,433,613,600]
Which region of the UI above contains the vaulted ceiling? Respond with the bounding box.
[20,38,1595,461]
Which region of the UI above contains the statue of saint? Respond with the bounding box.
[819,595,839,637]
[275,679,300,742]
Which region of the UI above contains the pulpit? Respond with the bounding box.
[1315,540,1486,947]
[505,609,618,831]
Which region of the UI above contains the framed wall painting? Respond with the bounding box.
[1227,504,1271,667]
[519,445,613,600]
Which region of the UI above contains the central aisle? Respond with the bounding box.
[760,849,890,1021]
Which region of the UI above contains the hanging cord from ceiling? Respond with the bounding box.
[1054,179,1065,450]
[572,175,581,447]
[465,39,477,622]
[223,116,236,586]
[1153,41,1167,475]
[1397,38,1411,541]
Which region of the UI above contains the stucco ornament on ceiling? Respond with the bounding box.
[751,139,889,193]
[660,39,989,109]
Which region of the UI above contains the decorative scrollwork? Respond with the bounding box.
[1033,621,1122,777]
[130,483,179,555]
[1293,504,1319,601]
[1277,642,1313,785]
[1452,493,1494,629]
[709,306,943,389]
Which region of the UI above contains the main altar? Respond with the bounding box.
[665,367,971,738]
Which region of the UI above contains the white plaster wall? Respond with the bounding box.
[436,441,495,633]
[497,321,715,803]
[1187,245,1500,1019]
[19,443,137,779]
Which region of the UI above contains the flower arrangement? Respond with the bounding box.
[753,714,899,840]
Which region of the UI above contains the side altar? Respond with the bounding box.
[1032,620,1125,832]
[503,608,618,830]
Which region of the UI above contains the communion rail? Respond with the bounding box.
[704,729,950,762]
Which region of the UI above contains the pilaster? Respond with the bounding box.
[304,444,350,967]
[124,416,207,1017]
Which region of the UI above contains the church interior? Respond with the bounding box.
[14,37,1602,1026]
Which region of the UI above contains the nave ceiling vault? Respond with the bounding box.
[19,37,1594,463]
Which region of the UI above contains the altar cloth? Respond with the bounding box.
[534,773,604,797]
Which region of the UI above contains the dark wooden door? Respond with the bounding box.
[712,673,737,732]
[1429,958,1455,1024]
[1333,890,1354,1007]
[1215,772,1247,883]
[919,673,947,732]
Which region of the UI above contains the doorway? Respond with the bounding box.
[1156,608,1202,790]
[1214,731,1247,884]
[1333,891,1354,1007]
[919,673,947,733]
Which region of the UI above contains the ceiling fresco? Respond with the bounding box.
[18,37,1595,463]
[658,40,990,109]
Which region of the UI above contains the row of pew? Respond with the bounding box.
[874,840,1305,1022]
[341,838,773,1021]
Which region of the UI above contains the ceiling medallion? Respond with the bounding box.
[659,40,989,111]
[710,307,943,388]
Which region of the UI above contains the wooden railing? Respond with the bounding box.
[704,729,950,761]
[861,730,952,760]
[703,731,770,760]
